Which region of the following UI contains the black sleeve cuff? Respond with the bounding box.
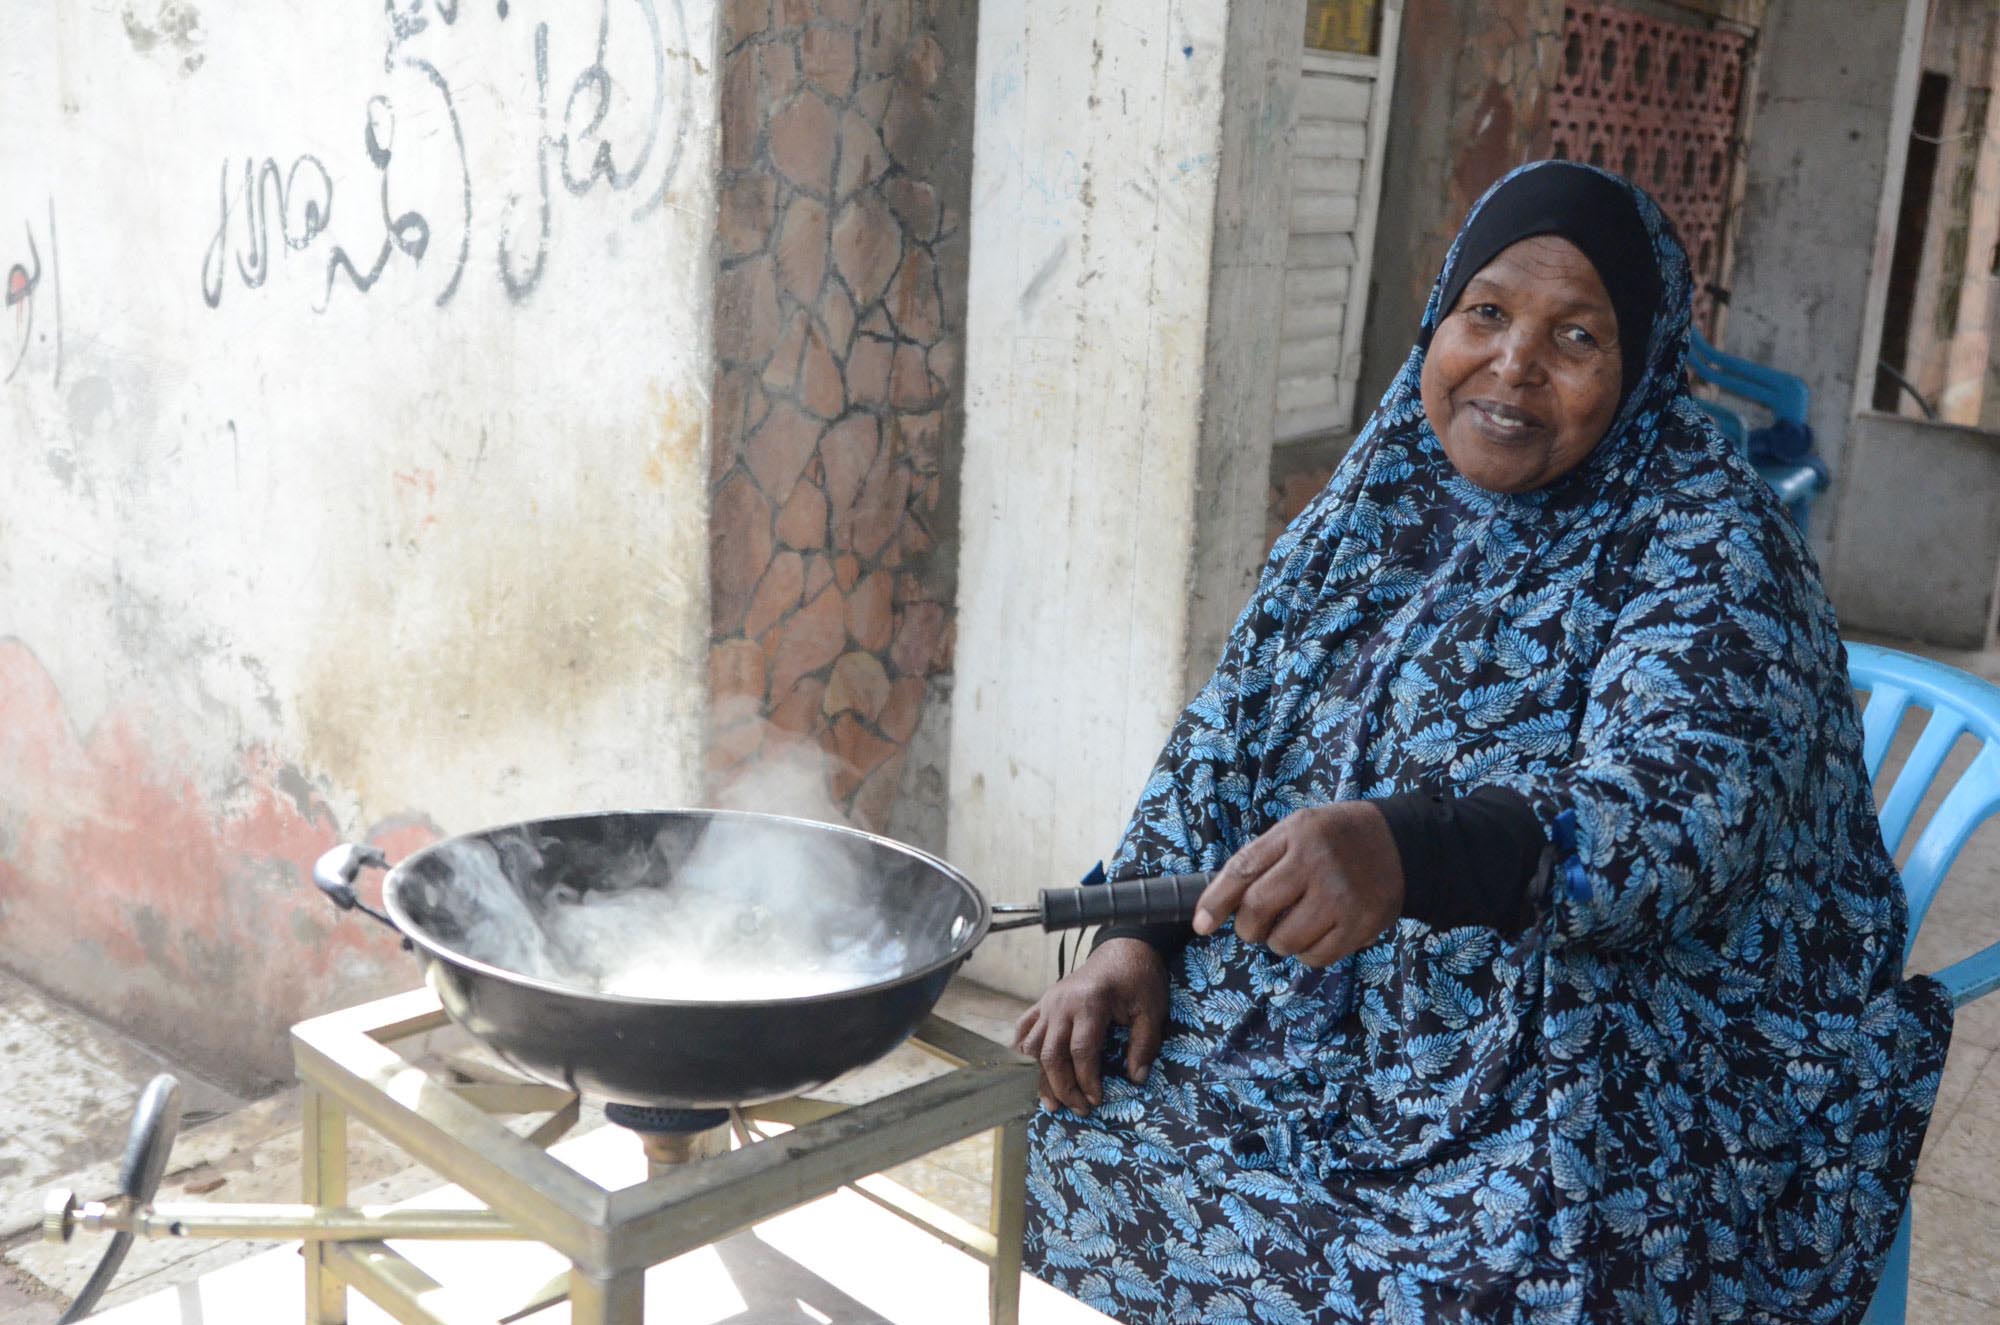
[1375,785,1548,933]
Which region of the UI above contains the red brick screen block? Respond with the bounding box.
[1548,0,1752,333]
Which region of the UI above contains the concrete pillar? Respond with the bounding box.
[948,1,1298,997]
[1725,0,1930,569]
[1987,327,2000,433]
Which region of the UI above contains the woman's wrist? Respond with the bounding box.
[1330,800,1406,921]
[1085,933,1169,975]
[1089,923,1189,960]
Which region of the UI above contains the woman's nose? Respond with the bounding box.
[1493,327,1546,385]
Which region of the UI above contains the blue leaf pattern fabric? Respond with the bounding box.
[1024,163,1952,1324]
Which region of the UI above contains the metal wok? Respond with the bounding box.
[314,809,1207,1109]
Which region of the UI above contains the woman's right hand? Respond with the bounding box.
[1011,937,1169,1116]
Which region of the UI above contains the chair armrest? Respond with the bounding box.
[1756,463,1828,502]
[1932,940,2000,1008]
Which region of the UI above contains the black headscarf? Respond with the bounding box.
[1425,161,1664,409]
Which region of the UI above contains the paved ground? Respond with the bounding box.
[0,632,1996,1320]
[0,972,247,1323]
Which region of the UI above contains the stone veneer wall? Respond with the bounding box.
[706,0,972,842]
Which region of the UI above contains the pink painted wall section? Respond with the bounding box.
[0,640,432,1088]
[707,0,972,836]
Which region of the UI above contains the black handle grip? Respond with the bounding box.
[313,843,388,913]
[1038,872,1212,931]
[311,843,408,947]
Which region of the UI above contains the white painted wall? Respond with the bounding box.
[952,0,1280,997]
[4,1,718,824]
[0,2,719,1075]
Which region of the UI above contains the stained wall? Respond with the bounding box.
[0,3,721,1087]
[1894,0,2000,427]
[1830,413,2000,650]
[1727,0,1930,571]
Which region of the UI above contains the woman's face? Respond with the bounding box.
[1419,235,1624,494]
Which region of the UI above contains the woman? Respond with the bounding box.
[1015,162,1952,1324]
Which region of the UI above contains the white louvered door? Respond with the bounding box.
[1277,2,1403,442]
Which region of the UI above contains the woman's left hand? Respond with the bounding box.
[1192,802,1405,966]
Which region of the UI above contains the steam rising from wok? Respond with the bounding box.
[428,819,912,1001]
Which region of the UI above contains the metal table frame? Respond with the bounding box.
[292,988,1037,1325]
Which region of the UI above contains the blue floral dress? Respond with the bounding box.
[1023,165,1953,1324]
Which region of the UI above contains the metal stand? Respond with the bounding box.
[287,989,1036,1325]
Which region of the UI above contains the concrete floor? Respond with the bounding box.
[1,632,1997,1319]
[0,972,246,1322]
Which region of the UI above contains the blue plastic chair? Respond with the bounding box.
[1847,642,2000,1323]
[1687,327,1828,535]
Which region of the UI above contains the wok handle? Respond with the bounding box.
[1038,872,1212,931]
[311,843,404,941]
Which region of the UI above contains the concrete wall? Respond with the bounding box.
[1830,413,2000,649]
[950,0,1292,997]
[705,0,974,848]
[1189,7,1304,703]
[0,3,721,1088]
[1724,0,1928,571]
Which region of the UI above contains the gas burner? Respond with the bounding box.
[602,1103,735,1170]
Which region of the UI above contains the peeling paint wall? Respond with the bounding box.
[1,2,721,1088]
[1891,0,2000,426]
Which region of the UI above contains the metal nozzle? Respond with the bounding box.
[43,1189,76,1244]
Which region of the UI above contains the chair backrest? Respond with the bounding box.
[1688,327,1811,427]
[1847,641,2000,958]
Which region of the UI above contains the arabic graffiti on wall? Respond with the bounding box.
[5,201,61,388]
[200,0,694,313]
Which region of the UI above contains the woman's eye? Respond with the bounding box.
[1466,303,1503,322]
[1562,325,1600,347]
